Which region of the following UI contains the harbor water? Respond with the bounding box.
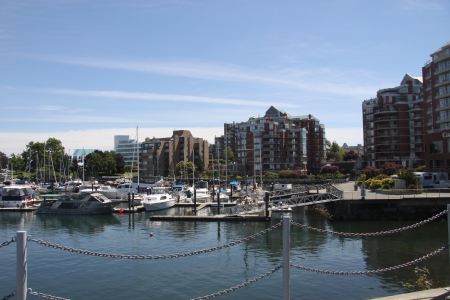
[1,206,449,300]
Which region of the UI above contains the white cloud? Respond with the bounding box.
[41,88,298,107]
[34,56,380,98]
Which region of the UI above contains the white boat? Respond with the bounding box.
[142,187,176,211]
[270,202,292,219]
[0,184,39,208]
[36,192,118,215]
[193,180,211,203]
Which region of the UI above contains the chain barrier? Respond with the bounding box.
[191,263,283,300]
[27,288,70,300]
[291,209,448,237]
[28,222,282,259]
[291,244,449,275]
[1,291,15,300]
[0,237,16,249]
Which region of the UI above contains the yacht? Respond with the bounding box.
[193,180,210,203]
[142,187,176,211]
[36,192,118,215]
[0,184,39,208]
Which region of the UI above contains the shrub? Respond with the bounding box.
[381,178,394,189]
[369,180,382,189]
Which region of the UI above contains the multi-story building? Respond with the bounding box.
[114,135,139,166]
[222,106,326,175]
[422,41,450,172]
[140,130,210,179]
[362,74,424,169]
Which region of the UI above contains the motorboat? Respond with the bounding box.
[270,202,292,219]
[193,180,211,203]
[142,187,176,211]
[36,192,118,215]
[0,184,39,208]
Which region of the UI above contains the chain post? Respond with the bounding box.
[283,215,290,300]
[16,231,27,300]
[448,204,450,261]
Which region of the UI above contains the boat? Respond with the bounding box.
[35,192,118,215]
[270,202,292,219]
[142,187,176,211]
[193,180,210,203]
[0,183,39,208]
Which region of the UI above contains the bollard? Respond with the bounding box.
[193,189,197,214]
[16,231,27,300]
[448,205,450,261]
[217,191,221,215]
[283,216,290,300]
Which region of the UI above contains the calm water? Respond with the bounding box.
[0,207,449,300]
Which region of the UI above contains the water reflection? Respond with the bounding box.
[35,214,120,234]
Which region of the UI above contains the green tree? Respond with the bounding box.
[114,153,125,173]
[223,146,235,162]
[0,151,8,169]
[8,154,25,177]
[196,156,204,173]
[398,168,418,188]
[176,161,194,176]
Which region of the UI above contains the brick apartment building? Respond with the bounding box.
[217,106,326,176]
[138,130,209,180]
[422,41,450,172]
[362,74,424,169]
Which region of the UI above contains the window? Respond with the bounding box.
[429,141,443,154]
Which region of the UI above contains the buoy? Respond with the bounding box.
[150,232,154,237]
[119,208,124,214]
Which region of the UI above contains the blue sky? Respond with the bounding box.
[1,0,449,156]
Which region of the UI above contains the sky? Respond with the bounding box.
[1,0,449,156]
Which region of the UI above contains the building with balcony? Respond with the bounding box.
[139,130,209,180]
[362,74,424,169]
[422,41,450,172]
[221,106,326,175]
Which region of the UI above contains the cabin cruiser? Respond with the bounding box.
[0,184,39,208]
[36,192,118,215]
[142,187,176,211]
[193,180,211,203]
[270,201,292,219]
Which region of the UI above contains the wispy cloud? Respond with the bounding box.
[39,88,297,107]
[36,56,379,98]
[401,0,447,11]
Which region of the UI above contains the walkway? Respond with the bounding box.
[370,287,450,300]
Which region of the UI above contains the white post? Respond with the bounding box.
[16,231,27,300]
[283,215,290,300]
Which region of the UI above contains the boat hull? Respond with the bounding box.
[143,199,175,211]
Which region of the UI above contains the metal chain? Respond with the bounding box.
[191,263,283,300]
[28,222,282,259]
[291,244,448,275]
[1,291,15,300]
[0,237,16,249]
[291,209,448,237]
[27,288,70,300]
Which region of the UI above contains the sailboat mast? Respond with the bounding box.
[137,126,139,190]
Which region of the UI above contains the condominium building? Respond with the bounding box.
[422,41,450,172]
[362,74,424,169]
[140,130,210,179]
[114,135,139,166]
[221,106,326,175]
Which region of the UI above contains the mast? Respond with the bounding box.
[137,126,139,190]
[82,148,85,182]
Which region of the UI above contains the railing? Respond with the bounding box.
[2,208,450,300]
